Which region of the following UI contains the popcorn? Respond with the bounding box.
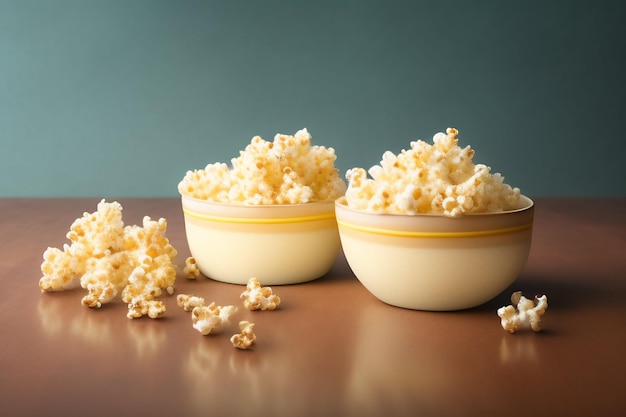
[191,302,238,336]
[177,294,238,335]
[39,247,83,291]
[497,291,548,333]
[39,200,125,292]
[79,251,132,308]
[240,277,281,311]
[230,321,256,350]
[178,128,346,205]
[176,293,206,312]
[184,256,200,279]
[39,200,178,319]
[344,128,521,217]
[126,298,167,320]
[121,217,178,318]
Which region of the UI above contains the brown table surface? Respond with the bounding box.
[1,197,625,417]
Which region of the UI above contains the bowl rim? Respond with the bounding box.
[180,194,337,224]
[334,195,534,237]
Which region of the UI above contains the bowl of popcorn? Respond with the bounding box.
[178,129,346,285]
[335,128,534,311]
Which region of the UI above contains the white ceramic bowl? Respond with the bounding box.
[181,195,341,285]
[335,195,534,310]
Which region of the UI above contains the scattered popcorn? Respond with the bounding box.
[497,291,548,333]
[39,200,178,319]
[178,128,346,204]
[184,256,200,279]
[39,200,125,292]
[240,277,281,311]
[344,128,521,217]
[230,321,257,350]
[177,294,240,336]
[126,297,167,319]
[177,293,206,312]
[39,246,81,291]
[191,302,238,336]
[79,251,132,308]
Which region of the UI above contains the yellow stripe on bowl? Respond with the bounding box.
[182,208,336,225]
[336,220,532,238]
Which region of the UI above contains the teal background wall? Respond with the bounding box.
[1,0,625,198]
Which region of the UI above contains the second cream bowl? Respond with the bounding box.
[334,195,535,311]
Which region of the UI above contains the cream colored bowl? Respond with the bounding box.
[181,195,341,285]
[335,195,534,311]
